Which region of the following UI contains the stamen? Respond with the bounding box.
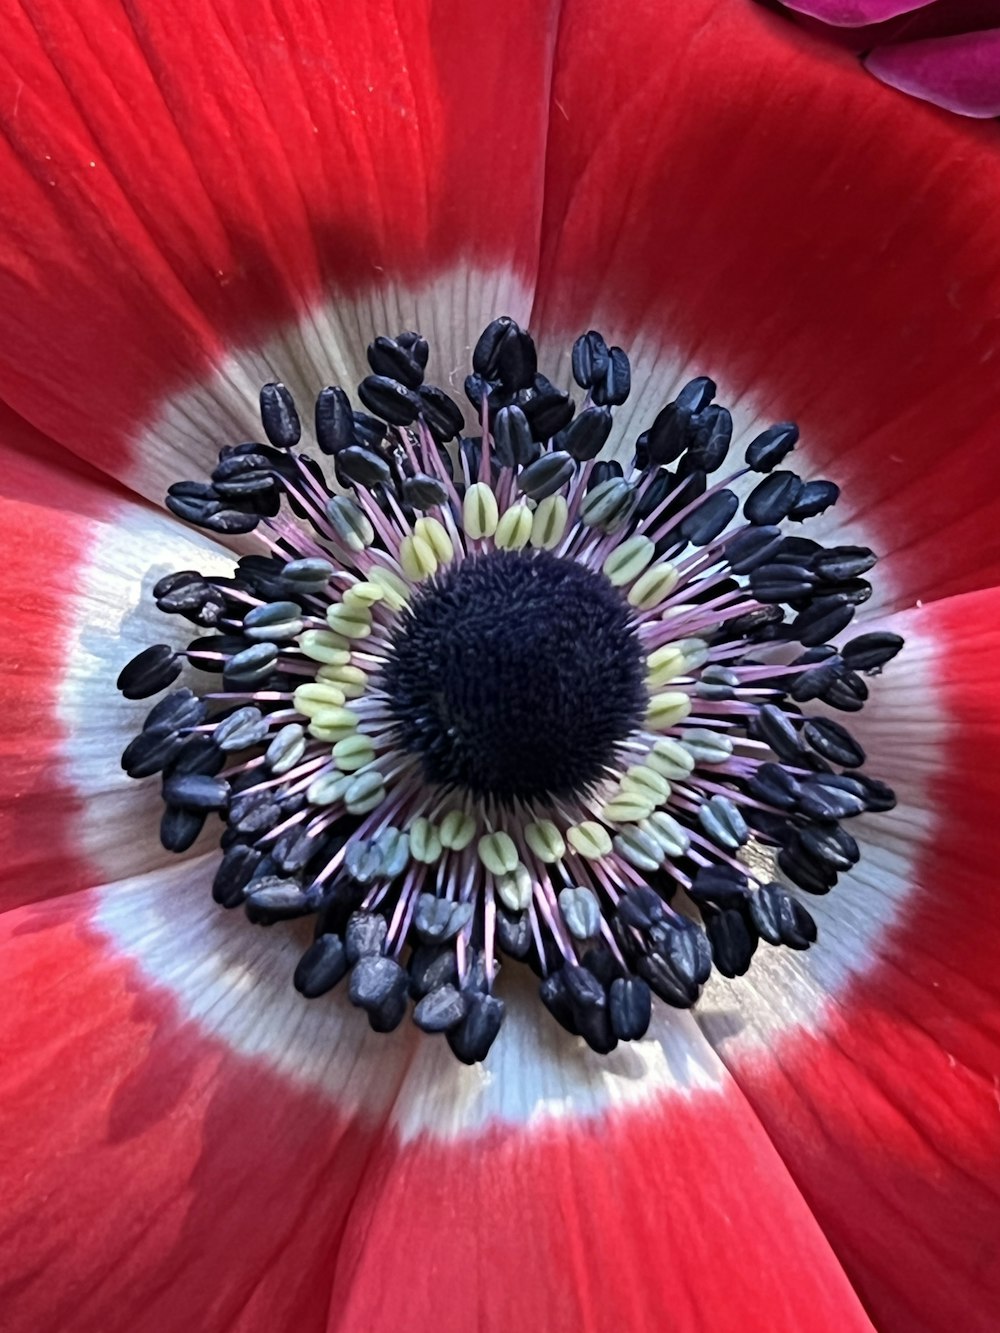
[117,319,903,1063]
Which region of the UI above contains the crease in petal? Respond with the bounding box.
[0,404,133,911]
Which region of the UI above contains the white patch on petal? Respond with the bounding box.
[93,857,412,1116]
[390,978,722,1144]
[126,267,534,504]
[94,856,724,1136]
[696,612,945,1054]
[58,505,233,881]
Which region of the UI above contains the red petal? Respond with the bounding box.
[1,865,875,1332]
[0,0,555,488]
[0,874,383,1332]
[534,0,1000,609]
[332,1086,875,1333]
[0,406,113,911]
[704,589,1000,1332]
[866,28,1000,115]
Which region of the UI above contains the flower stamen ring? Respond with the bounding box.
[118,318,902,1063]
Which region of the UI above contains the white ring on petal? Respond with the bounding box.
[75,282,935,1118]
[540,328,902,614]
[93,857,725,1136]
[697,612,944,1054]
[125,267,534,505]
[58,504,234,881]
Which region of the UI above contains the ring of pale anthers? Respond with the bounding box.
[118,318,903,1063]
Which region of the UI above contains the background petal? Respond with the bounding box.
[865,29,1000,116]
[777,0,937,23]
[764,0,1000,48]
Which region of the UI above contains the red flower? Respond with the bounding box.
[1,3,999,1331]
[763,1,1000,115]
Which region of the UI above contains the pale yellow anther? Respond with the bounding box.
[342,581,385,609]
[410,816,443,864]
[530,494,568,550]
[307,707,359,743]
[601,792,656,824]
[496,863,532,912]
[477,830,518,876]
[647,737,696,779]
[414,516,455,564]
[495,503,533,551]
[367,566,411,611]
[463,482,499,539]
[603,534,655,587]
[646,690,693,730]
[400,532,438,582]
[326,603,372,639]
[566,821,613,859]
[439,809,477,851]
[628,563,679,610]
[306,772,350,806]
[292,681,347,717]
[317,663,367,698]
[332,734,375,772]
[524,819,566,863]
[297,629,351,666]
[620,765,671,803]
[646,644,686,688]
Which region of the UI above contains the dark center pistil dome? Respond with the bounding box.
[380,549,647,803]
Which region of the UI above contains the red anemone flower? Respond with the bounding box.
[1,3,999,1332]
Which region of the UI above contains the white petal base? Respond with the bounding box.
[58,505,234,881]
[125,266,534,504]
[698,612,944,1054]
[94,858,724,1138]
